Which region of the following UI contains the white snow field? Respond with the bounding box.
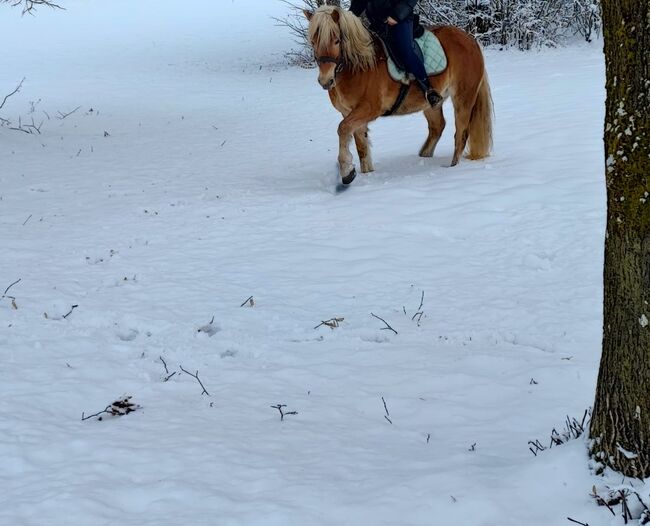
[1,1,612,525]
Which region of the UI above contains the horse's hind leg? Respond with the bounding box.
[419,106,445,158]
[353,125,374,173]
[450,94,476,166]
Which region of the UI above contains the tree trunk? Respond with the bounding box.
[590,0,650,478]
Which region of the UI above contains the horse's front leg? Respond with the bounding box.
[353,124,374,173]
[337,106,372,183]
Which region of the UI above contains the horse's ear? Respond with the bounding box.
[303,9,313,21]
[330,9,340,23]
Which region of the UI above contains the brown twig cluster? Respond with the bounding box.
[528,409,590,456]
[592,485,650,524]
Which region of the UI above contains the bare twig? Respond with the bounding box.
[240,295,254,307]
[0,78,24,110]
[159,355,170,374]
[22,214,32,226]
[158,356,177,381]
[2,278,21,299]
[56,105,81,120]
[81,396,139,421]
[567,518,589,526]
[381,396,393,424]
[371,313,398,334]
[62,304,78,319]
[179,365,210,396]
[314,317,344,330]
[270,403,298,421]
[81,405,112,421]
[4,0,63,14]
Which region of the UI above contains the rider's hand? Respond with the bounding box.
[386,16,398,25]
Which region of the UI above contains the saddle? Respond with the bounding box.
[375,14,426,72]
[376,17,448,85]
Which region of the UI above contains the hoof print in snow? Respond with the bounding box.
[81,395,140,421]
[116,328,139,341]
[220,349,238,359]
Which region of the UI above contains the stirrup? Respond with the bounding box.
[425,88,442,107]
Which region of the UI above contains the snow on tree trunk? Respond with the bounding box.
[590,0,650,479]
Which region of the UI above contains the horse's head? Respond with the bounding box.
[305,7,344,90]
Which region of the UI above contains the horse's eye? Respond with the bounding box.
[335,39,340,45]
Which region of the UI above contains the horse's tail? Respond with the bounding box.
[467,72,493,160]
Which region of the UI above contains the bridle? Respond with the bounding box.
[314,35,345,76]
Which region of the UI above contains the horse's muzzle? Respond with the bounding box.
[319,78,335,90]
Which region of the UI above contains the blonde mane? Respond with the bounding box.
[308,6,376,73]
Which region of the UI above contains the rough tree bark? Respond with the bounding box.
[590,0,650,478]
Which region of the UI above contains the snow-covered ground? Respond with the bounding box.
[1,1,614,524]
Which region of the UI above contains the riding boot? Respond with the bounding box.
[416,78,442,107]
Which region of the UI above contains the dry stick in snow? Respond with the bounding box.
[371,313,398,335]
[81,405,112,421]
[566,518,589,526]
[314,317,344,330]
[62,304,78,319]
[381,396,392,424]
[22,214,32,226]
[0,78,24,111]
[270,404,298,421]
[57,105,81,120]
[2,278,21,300]
[158,356,176,382]
[179,366,210,396]
[10,115,43,135]
[240,295,254,307]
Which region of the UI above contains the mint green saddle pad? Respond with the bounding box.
[386,31,448,84]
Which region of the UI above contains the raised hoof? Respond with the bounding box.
[341,167,357,186]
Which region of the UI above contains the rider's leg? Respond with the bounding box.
[386,18,442,107]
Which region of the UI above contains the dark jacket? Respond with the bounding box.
[350,0,418,26]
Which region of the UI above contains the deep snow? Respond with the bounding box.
[0,1,619,525]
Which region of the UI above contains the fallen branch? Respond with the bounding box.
[179,365,210,396]
[62,304,78,319]
[158,356,177,381]
[371,313,398,335]
[81,396,139,421]
[57,105,81,120]
[381,396,392,424]
[0,78,24,111]
[240,295,254,307]
[270,403,298,421]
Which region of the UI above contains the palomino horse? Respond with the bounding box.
[305,6,493,186]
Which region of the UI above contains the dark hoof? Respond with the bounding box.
[341,167,357,186]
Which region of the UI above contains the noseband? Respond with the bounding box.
[314,36,345,76]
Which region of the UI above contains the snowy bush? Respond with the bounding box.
[278,0,601,58]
